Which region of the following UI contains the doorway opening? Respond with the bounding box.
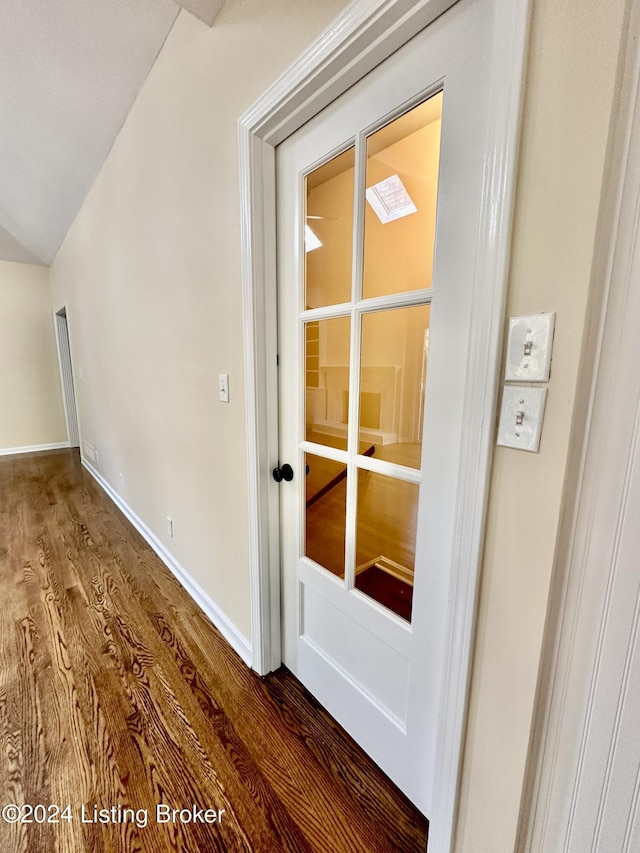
[54,307,80,448]
[240,0,529,838]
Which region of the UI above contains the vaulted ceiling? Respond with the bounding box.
[0,0,225,266]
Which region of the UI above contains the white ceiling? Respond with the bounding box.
[0,0,225,267]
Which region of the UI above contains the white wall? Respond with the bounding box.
[0,260,67,452]
[49,0,351,644]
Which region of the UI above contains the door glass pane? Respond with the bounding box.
[355,469,418,622]
[305,147,355,309]
[362,92,442,299]
[305,453,346,578]
[305,316,351,449]
[359,305,429,470]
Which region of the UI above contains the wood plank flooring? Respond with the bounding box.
[0,449,428,852]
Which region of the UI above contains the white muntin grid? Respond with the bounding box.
[294,96,441,601]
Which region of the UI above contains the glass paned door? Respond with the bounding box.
[276,0,519,814]
[301,94,443,622]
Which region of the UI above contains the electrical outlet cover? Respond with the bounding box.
[497,385,547,452]
[505,313,555,382]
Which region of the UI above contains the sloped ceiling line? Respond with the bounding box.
[0,0,226,268]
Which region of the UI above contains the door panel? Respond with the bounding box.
[277,0,494,813]
[305,146,355,309]
[358,304,430,470]
[362,93,442,299]
[354,469,419,620]
[305,451,348,577]
[304,315,351,448]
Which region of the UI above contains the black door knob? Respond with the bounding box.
[272,463,294,483]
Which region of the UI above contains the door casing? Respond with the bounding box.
[239,0,530,849]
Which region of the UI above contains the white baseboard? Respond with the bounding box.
[81,458,253,668]
[0,441,69,457]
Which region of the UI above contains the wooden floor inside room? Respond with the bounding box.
[0,449,427,852]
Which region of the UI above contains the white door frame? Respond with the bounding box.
[517,4,640,849]
[239,0,529,848]
[54,305,80,449]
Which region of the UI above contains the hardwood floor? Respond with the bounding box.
[0,449,427,852]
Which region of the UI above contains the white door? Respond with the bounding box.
[277,0,502,814]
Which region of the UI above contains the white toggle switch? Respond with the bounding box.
[219,373,229,403]
[505,313,555,382]
[497,385,547,452]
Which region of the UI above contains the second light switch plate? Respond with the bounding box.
[505,313,555,382]
[497,386,547,452]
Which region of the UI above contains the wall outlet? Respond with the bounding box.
[166,516,173,538]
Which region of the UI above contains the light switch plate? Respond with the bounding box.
[505,313,555,382]
[497,385,547,452]
[219,373,229,403]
